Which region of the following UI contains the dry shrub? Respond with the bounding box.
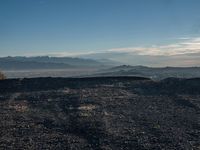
[0,71,6,80]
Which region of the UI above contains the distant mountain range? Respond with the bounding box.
[1,56,200,80]
[0,56,116,70]
[90,65,200,80]
[81,52,200,67]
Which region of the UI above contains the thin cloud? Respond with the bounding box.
[107,37,200,56]
[16,51,97,57]
[13,37,200,58]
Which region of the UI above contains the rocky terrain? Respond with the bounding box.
[0,77,200,150]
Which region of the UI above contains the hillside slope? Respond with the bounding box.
[93,65,200,80]
[0,77,200,149]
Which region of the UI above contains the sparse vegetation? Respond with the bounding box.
[0,71,6,80]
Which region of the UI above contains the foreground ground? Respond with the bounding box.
[0,77,200,150]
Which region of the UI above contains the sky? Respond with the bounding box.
[1,0,200,61]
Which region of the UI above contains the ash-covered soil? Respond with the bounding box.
[0,77,200,150]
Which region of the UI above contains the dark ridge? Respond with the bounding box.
[1,76,200,95]
[0,76,150,93]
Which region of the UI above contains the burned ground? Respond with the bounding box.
[0,77,200,150]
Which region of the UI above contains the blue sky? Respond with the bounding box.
[1,0,200,56]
